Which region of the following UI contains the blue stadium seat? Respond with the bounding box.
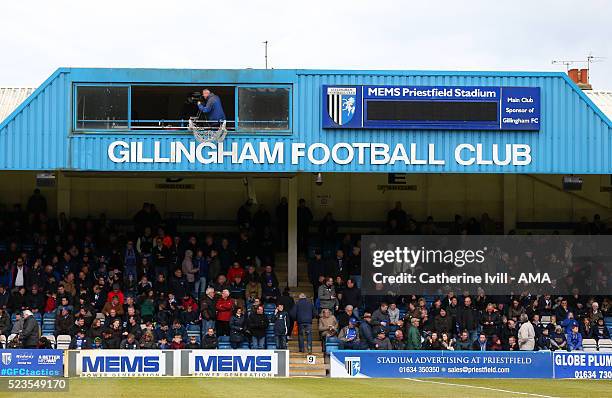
[326,336,339,352]
[42,326,55,335]
[186,324,201,333]
[604,317,612,326]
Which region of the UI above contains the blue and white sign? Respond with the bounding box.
[0,349,63,377]
[69,350,173,377]
[181,350,289,377]
[330,351,553,378]
[322,85,540,131]
[553,352,612,379]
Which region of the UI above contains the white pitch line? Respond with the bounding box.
[405,378,562,398]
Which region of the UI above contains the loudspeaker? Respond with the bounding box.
[562,176,583,191]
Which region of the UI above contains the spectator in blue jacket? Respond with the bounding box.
[561,312,579,335]
[359,312,376,349]
[197,89,226,125]
[290,293,317,353]
[567,324,583,351]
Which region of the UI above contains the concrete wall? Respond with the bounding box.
[0,172,610,225]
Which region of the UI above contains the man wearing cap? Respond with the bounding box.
[91,336,103,349]
[374,329,392,350]
[338,318,364,350]
[359,312,376,349]
[20,310,39,348]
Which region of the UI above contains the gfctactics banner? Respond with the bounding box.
[0,349,63,377]
[67,350,289,377]
[330,351,553,378]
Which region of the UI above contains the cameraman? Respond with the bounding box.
[197,89,226,127]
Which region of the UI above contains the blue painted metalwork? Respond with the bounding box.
[0,67,610,173]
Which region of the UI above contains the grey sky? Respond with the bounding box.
[1,0,610,88]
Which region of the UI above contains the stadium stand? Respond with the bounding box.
[0,191,610,358]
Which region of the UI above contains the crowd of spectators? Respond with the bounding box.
[0,192,610,354]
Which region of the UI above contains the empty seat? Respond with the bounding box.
[42,325,55,335]
[56,334,72,350]
[598,339,612,351]
[583,338,597,349]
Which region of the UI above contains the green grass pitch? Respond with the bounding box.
[2,378,610,398]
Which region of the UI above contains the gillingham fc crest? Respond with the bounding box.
[344,356,361,376]
[2,352,12,365]
[327,87,357,126]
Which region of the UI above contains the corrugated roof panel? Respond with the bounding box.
[585,91,612,120]
[0,87,36,123]
[0,70,69,170]
[0,68,610,173]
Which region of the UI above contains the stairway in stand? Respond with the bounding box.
[274,253,328,376]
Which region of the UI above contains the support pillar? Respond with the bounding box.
[287,176,298,287]
[503,174,518,234]
[56,172,71,218]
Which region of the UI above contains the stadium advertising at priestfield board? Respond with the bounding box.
[66,350,289,377]
[322,85,540,131]
[330,351,554,378]
[0,350,64,377]
[553,352,612,379]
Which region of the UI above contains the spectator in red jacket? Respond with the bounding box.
[215,289,234,336]
[170,334,185,349]
[227,262,245,283]
[106,284,125,305]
